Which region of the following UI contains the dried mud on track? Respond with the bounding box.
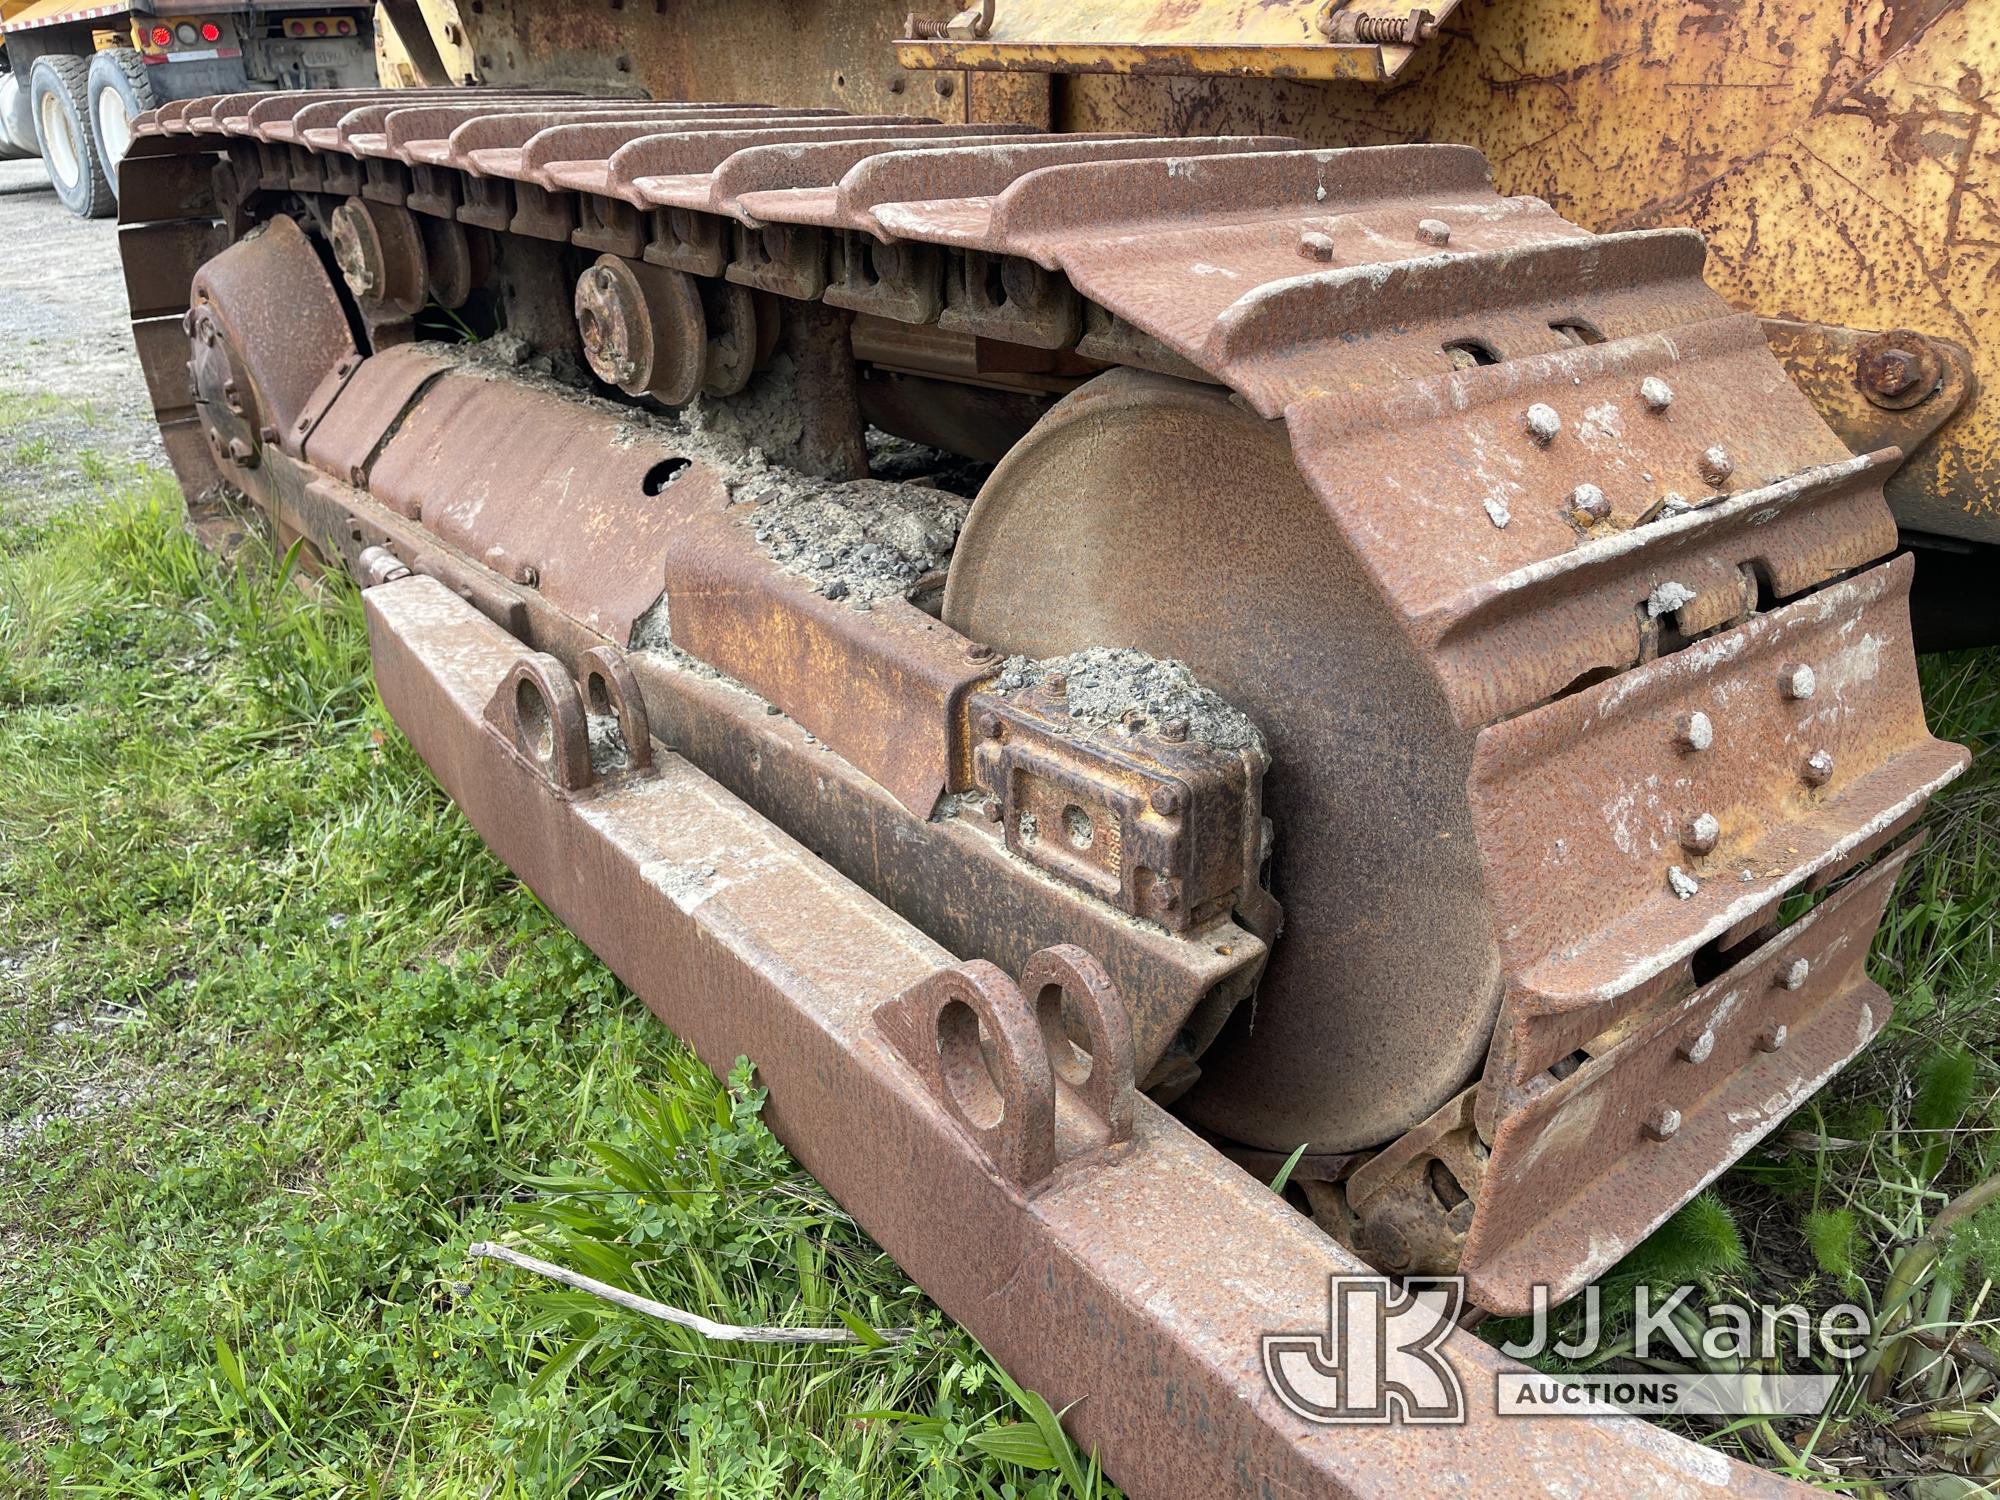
[0,157,164,526]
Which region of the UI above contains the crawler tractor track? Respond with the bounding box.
[113,86,1962,1497]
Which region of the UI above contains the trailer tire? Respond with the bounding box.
[29,54,113,218]
[86,48,154,198]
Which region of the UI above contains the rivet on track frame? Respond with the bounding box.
[1567,483,1610,526]
[1680,812,1720,854]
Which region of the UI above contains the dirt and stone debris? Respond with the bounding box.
[738,472,968,605]
[992,648,1266,753]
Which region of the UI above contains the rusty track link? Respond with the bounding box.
[117,84,1962,1446]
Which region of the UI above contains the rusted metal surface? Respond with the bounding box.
[657,502,992,816]
[122,78,1965,1404]
[453,0,974,122]
[893,0,1463,82]
[964,676,1271,939]
[1763,320,1975,484]
[195,333,1268,1084]
[330,196,431,315]
[188,214,358,476]
[945,369,1500,1151]
[1044,0,2000,546]
[359,566,1799,1499]
[1465,557,1963,1046]
[1463,840,1919,1314]
[1308,1088,1486,1281]
[365,367,728,639]
[574,253,710,402]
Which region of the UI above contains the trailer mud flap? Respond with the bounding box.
[361,567,1798,1499]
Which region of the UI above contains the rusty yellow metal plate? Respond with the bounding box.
[893,0,1462,82]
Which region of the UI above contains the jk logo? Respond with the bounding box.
[1261,1276,1467,1425]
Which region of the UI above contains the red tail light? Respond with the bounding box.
[199,20,220,40]
[150,24,172,45]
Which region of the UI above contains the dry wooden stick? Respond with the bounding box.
[467,1240,910,1344]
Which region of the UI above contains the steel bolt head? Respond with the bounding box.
[1645,1107,1683,1141]
[1150,783,1184,816]
[1525,403,1561,445]
[1567,482,1611,526]
[575,265,640,385]
[1676,710,1714,752]
[1863,347,1918,398]
[1640,376,1675,412]
[1161,716,1190,743]
[964,641,997,664]
[1416,218,1452,247]
[1681,812,1720,854]
[328,203,378,298]
[1782,663,1817,700]
[1777,957,1810,991]
[1756,1024,1789,1054]
[1856,335,1943,410]
[1802,748,1835,786]
[1298,230,1336,263]
[977,711,1002,740]
[1045,672,1068,699]
[1678,1030,1716,1065]
[1697,446,1734,486]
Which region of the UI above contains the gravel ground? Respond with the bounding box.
[0,156,166,525]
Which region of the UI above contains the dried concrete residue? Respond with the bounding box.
[740,472,968,605]
[629,592,673,650]
[992,647,1265,753]
[1647,580,1698,618]
[680,352,810,470]
[458,329,594,391]
[586,710,630,777]
[626,593,736,684]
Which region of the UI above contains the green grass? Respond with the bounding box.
[1,426,1996,1494]
[0,475,1107,1498]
